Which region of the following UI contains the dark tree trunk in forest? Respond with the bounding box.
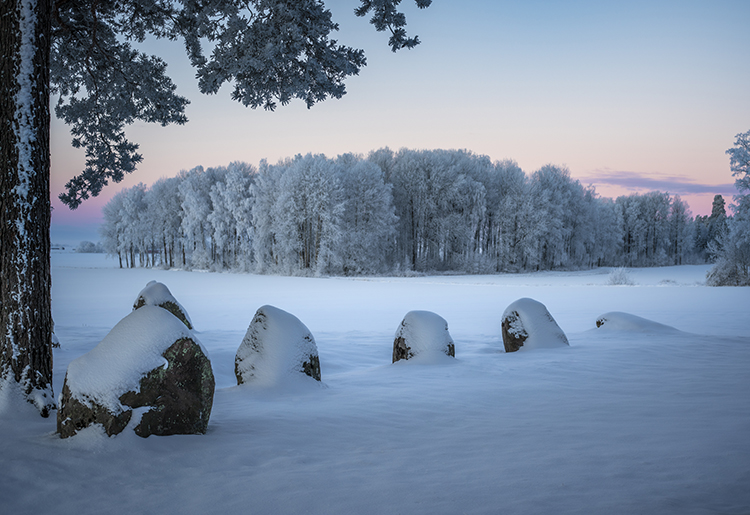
[0,0,55,416]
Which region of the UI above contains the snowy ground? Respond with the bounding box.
[2,253,749,514]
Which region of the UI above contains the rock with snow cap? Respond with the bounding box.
[133,280,193,329]
[595,312,679,333]
[392,310,455,363]
[235,305,321,385]
[57,306,214,438]
[501,298,569,352]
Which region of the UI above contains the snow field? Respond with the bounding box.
[1,254,749,514]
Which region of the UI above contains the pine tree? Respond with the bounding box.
[1,0,431,414]
[1,0,55,415]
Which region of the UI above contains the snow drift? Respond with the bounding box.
[392,310,455,362]
[501,297,569,352]
[595,311,680,333]
[235,305,321,385]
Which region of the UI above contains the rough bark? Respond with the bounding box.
[0,0,55,416]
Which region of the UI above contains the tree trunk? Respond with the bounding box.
[0,0,55,416]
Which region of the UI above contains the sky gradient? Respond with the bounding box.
[50,0,750,245]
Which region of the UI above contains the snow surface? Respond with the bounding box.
[63,306,195,414]
[502,297,569,350]
[235,305,319,386]
[1,254,749,514]
[394,310,454,360]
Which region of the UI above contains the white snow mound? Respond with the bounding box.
[63,306,196,414]
[502,298,569,350]
[235,305,320,385]
[595,312,680,333]
[133,280,193,329]
[395,310,455,360]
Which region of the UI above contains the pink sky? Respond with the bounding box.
[50,0,749,243]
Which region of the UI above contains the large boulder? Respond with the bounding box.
[501,298,569,352]
[133,280,193,329]
[392,310,455,363]
[57,306,214,438]
[235,305,321,385]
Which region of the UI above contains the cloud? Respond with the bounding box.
[579,170,736,196]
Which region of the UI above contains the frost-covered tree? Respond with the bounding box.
[707,130,750,285]
[616,191,672,267]
[1,0,431,414]
[251,160,284,273]
[695,194,728,261]
[589,197,623,267]
[179,166,224,269]
[101,190,126,268]
[384,149,488,272]
[474,160,529,271]
[667,195,693,265]
[274,154,346,275]
[528,165,593,270]
[336,154,397,274]
[146,177,184,269]
[208,163,256,271]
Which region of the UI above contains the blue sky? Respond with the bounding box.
[50,0,749,245]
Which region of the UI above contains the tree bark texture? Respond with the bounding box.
[1,0,55,416]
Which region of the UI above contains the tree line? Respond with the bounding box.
[100,148,726,275]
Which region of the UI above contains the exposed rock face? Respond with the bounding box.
[133,280,193,329]
[501,298,569,353]
[57,307,214,438]
[235,305,321,385]
[392,310,455,363]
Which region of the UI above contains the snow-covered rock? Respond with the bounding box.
[235,305,321,385]
[133,280,193,329]
[57,306,214,438]
[595,312,680,333]
[501,298,569,352]
[392,310,455,363]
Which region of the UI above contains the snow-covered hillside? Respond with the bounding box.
[1,253,749,514]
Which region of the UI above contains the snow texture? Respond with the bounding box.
[235,305,320,385]
[63,306,195,414]
[133,280,193,329]
[393,310,454,361]
[595,311,680,333]
[502,297,569,350]
[13,0,38,204]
